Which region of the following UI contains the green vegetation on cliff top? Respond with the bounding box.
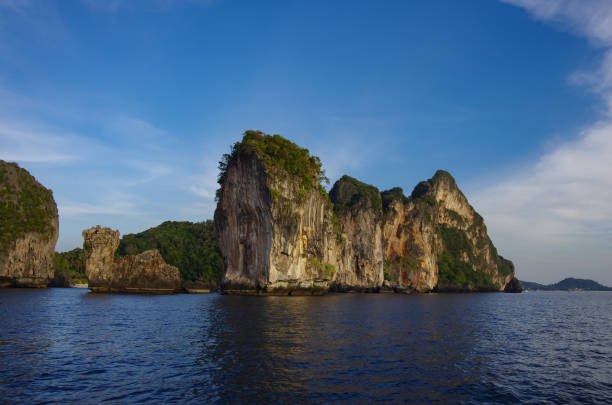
[118,220,223,283]
[217,130,329,201]
[381,187,409,211]
[330,175,382,216]
[0,161,56,258]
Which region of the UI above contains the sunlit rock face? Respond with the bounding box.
[329,176,384,292]
[0,161,58,288]
[381,171,515,293]
[83,226,181,293]
[214,132,517,294]
[381,192,438,293]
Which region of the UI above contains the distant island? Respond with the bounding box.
[520,278,612,291]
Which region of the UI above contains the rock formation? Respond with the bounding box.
[381,188,438,292]
[83,226,181,293]
[329,176,384,291]
[0,160,58,288]
[504,277,523,293]
[214,132,518,294]
[215,131,339,295]
[381,171,515,292]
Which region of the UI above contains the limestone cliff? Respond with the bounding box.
[381,170,515,292]
[0,161,58,288]
[329,175,384,291]
[215,131,340,295]
[83,226,181,293]
[381,188,438,292]
[214,132,517,294]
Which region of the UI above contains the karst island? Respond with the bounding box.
[0,131,522,295]
[215,131,521,295]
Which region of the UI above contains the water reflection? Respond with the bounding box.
[198,294,483,403]
[1,289,611,403]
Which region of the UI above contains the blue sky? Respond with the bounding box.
[1,0,611,284]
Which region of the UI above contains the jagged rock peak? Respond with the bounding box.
[0,160,58,288]
[411,170,459,198]
[83,225,181,293]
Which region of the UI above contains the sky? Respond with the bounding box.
[0,0,610,285]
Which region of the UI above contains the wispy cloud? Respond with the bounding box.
[0,0,29,11]
[81,0,217,13]
[0,120,93,163]
[501,0,612,45]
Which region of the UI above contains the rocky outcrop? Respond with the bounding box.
[504,277,523,293]
[83,226,181,293]
[214,132,517,294]
[381,171,515,292]
[215,131,339,295]
[0,161,58,288]
[329,176,384,292]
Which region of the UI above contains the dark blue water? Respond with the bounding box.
[1,289,611,404]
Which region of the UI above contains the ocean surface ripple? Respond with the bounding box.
[1,289,611,404]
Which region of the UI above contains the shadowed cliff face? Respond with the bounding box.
[83,226,181,293]
[0,161,58,288]
[214,132,338,295]
[214,154,273,290]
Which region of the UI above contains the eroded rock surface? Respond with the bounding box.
[214,132,518,294]
[329,176,384,292]
[215,132,339,295]
[381,171,515,292]
[83,226,181,293]
[0,161,58,288]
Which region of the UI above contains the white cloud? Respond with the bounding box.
[472,1,612,283]
[501,0,612,45]
[472,121,612,244]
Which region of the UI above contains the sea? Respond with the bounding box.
[0,289,611,404]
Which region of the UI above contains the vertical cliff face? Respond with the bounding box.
[329,176,384,291]
[214,131,339,295]
[83,226,181,293]
[381,190,438,292]
[0,161,58,288]
[381,171,515,292]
